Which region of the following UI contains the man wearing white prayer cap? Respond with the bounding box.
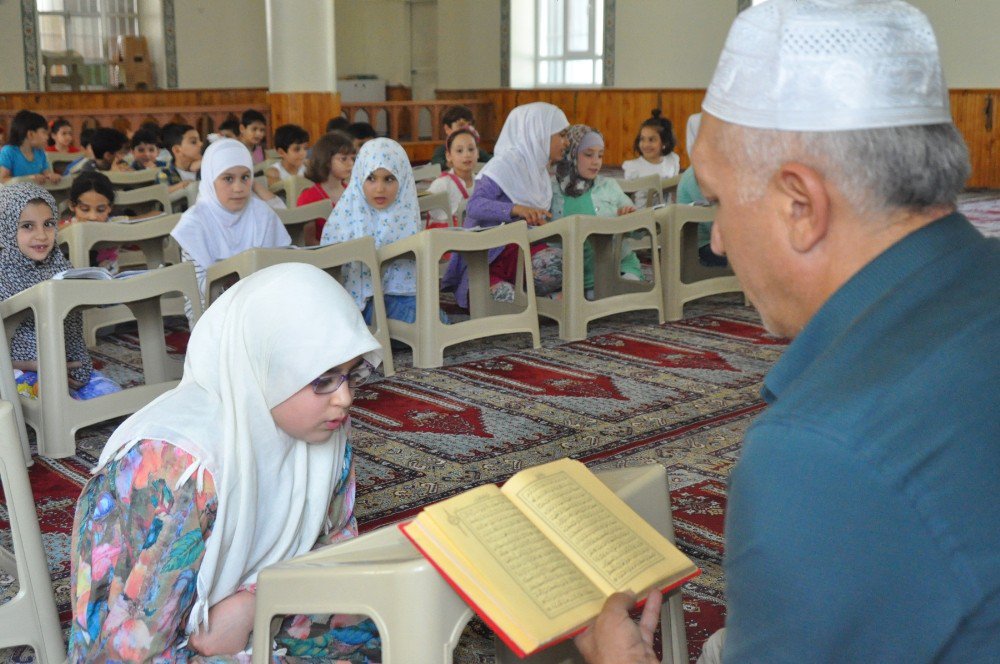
[574,1,999,663]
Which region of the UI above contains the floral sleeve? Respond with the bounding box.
[69,439,219,662]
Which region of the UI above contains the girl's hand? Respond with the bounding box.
[32,174,47,184]
[511,205,551,226]
[188,590,255,656]
[617,205,637,216]
[45,171,62,184]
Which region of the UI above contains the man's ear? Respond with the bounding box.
[774,162,831,254]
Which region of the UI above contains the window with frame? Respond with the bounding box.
[37,0,140,63]
[510,0,609,88]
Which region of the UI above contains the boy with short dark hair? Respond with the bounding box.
[430,105,492,168]
[239,109,268,163]
[73,128,130,172]
[130,128,164,170]
[160,123,203,191]
[326,116,350,133]
[266,124,310,186]
[346,121,377,151]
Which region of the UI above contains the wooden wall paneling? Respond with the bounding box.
[574,91,626,164]
[950,89,998,189]
[0,88,267,112]
[268,92,343,146]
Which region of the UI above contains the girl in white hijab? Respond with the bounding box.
[171,138,291,313]
[320,137,426,324]
[442,102,570,307]
[69,263,383,661]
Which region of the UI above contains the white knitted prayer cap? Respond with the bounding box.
[703,0,952,131]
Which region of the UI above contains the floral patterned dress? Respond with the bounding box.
[69,439,380,662]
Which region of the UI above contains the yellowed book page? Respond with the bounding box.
[413,484,607,650]
[502,458,697,596]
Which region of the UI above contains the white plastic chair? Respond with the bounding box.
[412,162,442,191]
[0,400,66,662]
[0,334,31,465]
[102,167,160,189]
[269,175,313,208]
[494,463,690,664]
[528,210,664,341]
[57,213,185,346]
[113,182,171,215]
[275,199,333,246]
[0,264,203,458]
[252,523,473,664]
[617,174,663,208]
[251,463,686,664]
[654,205,742,320]
[203,241,395,377]
[377,221,541,368]
[419,191,452,230]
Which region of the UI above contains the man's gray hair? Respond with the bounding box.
[718,122,971,216]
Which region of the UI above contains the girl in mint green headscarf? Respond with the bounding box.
[550,125,644,295]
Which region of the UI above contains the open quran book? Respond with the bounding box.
[400,458,699,658]
[52,267,147,280]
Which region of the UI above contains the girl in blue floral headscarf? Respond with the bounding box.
[320,137,427,324]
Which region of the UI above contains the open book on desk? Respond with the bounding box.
[400,458,699,658]
[53,267,149,280]
[109,212,169,224]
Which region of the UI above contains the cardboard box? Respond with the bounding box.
[110,61,154,90]
[111,35,150,64]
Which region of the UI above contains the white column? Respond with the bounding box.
[265,0,337,92]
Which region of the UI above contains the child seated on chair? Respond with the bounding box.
[298,130,356,245]
[441,102,569,307]
[346,121,377,152]
[170,138,291,321]
[266,123,309,187]
[321,137,443,325]
[74,127,131,173]
[69,263,382,661]
[59,171,120,272]
[0,182,121,401]
[429,104,493,168]
[0,110,62,184]
[425,127,478,229]
[238,108,268,164]
[622,109,681,207]
[129,127,165,171]
[550,125,643,299]
[159,123,203,201]
[46,119,80,154]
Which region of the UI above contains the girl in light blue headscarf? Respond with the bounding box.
[320,137,427,324]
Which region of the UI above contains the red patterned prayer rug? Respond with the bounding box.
[1,298,785,663]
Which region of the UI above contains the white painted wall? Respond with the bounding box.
[0,0,996,94]
[436,0,502,90]
[335,0,411,85]
[0,2,29,91]
[173,0,269,88]
[909,0,1000,88]
[612,0,734,89]
[436,0,1000,91]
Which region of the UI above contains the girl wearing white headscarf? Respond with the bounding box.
[442,102,569,307]
[320,137,425,323]
[171,138,291,313]
[69,264,383,661]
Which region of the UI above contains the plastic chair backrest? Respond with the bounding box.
[0,400,66,661]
